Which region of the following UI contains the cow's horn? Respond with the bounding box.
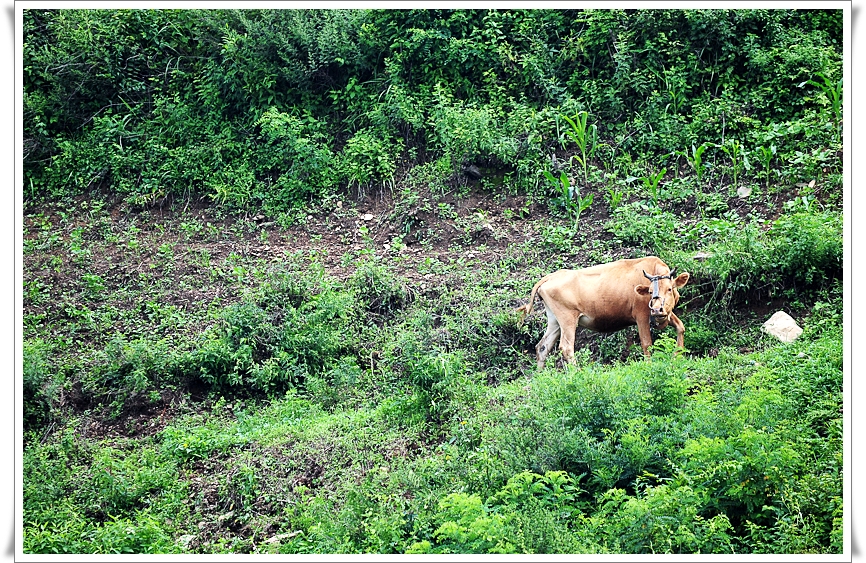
[668,268,676,279]
[643,269,653,280]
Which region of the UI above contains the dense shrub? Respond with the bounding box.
[340,127,404,189]
[605,202,681,254]
[349,257,411,319]
[24,8,841,207]
[23,338,59,431]
[190,276,361,394]
[768,211,843,285]
[589,485,735,553]
[252,108,341,209]
[670,209,842,305]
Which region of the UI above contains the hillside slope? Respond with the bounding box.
[22,7,843,555]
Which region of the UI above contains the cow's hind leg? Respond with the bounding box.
[557,311,580,365]
[536,308,561,369]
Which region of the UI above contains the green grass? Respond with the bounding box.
[22,218,842,554]
[23,312,841,553]
[28,184,838,547]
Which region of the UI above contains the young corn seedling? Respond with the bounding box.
[560,111,598,186]
[799,72,842,145]
[543,169,593,228]
[641,167,667,208]
[755,144,777,190]
[688,142,712,188]
[717,139,749,190]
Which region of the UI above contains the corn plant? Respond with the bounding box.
[799,72,842,145]
[607,185,625,211]
[554,114,568,151]
[560,111,598,185]
[649,66,688,115]
[755,144,777,190]
[641,167,666,208]
[543,169,593,227]
[687,143,711,187]
[663,73,687,115]
[717,139,750,189]
[667,84,687,114]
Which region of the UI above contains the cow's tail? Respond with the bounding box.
[516,274,551,325]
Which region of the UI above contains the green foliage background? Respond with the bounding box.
[22,8,844,556]
[25,8,842,207]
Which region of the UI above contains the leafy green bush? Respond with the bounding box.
[87,336,176,416]
[349,257,411,319]
[192,282,360,394]
[253,108,340,209]
[677,210,842,304]
[682,318,722,356]
[78,446,181,518]
[485,355,689,492]
[490,470,583,514]
[407,492,515,554]
[590,485,735,553]
[410,471,588,554]
[768,211,843,285]
[161,418,241,463]
[23,338,60,431]
[340,127,404,189]
[605,202,681,254]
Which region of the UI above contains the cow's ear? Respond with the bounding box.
[674,272,690,288]
[635,284,651,296]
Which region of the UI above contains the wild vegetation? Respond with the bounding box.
[22,8,844,554]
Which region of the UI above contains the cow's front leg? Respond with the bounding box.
[636,319,654,359]
[669,312,686,355]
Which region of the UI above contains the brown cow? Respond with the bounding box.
[517,256,690,368]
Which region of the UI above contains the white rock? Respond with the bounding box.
[737,186,752,198]
[761,311,803,343]
[362,213,374,221]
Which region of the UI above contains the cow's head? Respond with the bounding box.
[636,268,690,320]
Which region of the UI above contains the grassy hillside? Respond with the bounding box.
[22,8,843,555]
